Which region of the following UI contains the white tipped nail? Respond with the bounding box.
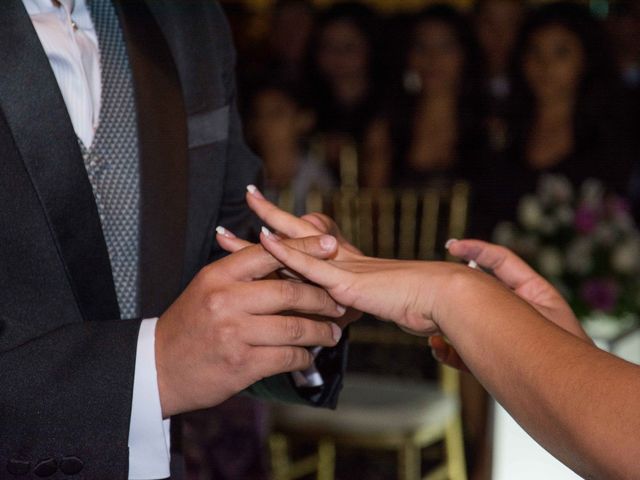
[216,226,235,238]
[261,226,272,237]
[330,323,342,343]
[336,305,347,316]
[247,184,265,199]
[467,260,479,270]
[445,238,458,250]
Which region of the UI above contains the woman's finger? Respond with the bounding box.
[447,239,539,291]
[260,230,347,292]
[301,212,335,235]
[246,185,320,238]
[215,233,338,281]
[216,226,253,253]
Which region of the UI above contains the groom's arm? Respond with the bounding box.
[0,317,141,479]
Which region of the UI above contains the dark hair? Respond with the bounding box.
[273,0,315,18]
[473,0,526,16]
[506,2,620,156]
[245,77,314,116]
[306,2,380,85]
[304,2,382,139]
[410,4,484,104]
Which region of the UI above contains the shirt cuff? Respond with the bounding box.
[128,318,171,480]
[291,346,324,388]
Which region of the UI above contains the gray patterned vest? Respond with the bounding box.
[80,0,140,318]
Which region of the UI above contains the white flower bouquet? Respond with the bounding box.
[493,175,640,321]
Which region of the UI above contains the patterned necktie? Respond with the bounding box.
[81,0,141,319]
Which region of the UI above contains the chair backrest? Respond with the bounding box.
[324,183,470,260]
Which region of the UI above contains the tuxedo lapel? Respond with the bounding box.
[0,0,120,321]
[114,0,189,317]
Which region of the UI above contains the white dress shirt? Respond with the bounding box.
[23,1,171,478]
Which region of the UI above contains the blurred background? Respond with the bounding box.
[182,0,640,479]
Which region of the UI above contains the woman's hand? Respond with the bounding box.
[244,185,362,258]
[257,229,475,337]
[429,239,592,371]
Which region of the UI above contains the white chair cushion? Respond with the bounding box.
[274,373,459,436]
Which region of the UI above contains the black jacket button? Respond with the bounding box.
[6,459,30,476]
[60,456,84,475]
[33,458,57,477]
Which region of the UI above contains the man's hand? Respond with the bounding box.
[216,185,363,328]
[429,239,592,371]
[155,236,346,418]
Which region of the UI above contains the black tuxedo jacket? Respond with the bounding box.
[0,1,345,478]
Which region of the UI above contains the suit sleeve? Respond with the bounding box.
[210,4,347,409]
[0,317,141,479]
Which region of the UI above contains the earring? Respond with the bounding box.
[403,70,422,94]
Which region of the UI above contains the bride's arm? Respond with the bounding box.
[260,232,640,480]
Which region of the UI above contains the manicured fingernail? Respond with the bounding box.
[216,226,236,238]
[431,349,443,362]
[247,184,265,199]
[261,226,279,240]
[330,323,342,343]
[467,260,479,270]
[336,305,347,316]
[445,238,458,250]
[320,235,337,251]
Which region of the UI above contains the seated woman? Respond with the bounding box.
[369,4,489,189]
[305,2,383,185]
[475,2,636,238]
[217,188,639,480]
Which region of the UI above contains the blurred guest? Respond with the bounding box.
[606,1,640,221]
[235,0,315,100]
[474,0,526,105]
[606,1,640,90]
[306,2,382,183]
[371,5,489,189]
[220,2,254,60]
[265,0,316,85]
[247,81,334,215]
[474,2,636,238]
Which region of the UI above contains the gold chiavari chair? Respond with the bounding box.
[268,179,470,480]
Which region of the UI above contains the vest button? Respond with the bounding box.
[6,459,30,476]
[60,456,84,475]
[33,458,57,477]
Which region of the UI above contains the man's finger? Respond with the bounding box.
[242,315,342,347]
[239,280,346,317]
[448,239,539,291]
[302,212,363,256]
[246,185,320,238]
[252,346,315,376]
